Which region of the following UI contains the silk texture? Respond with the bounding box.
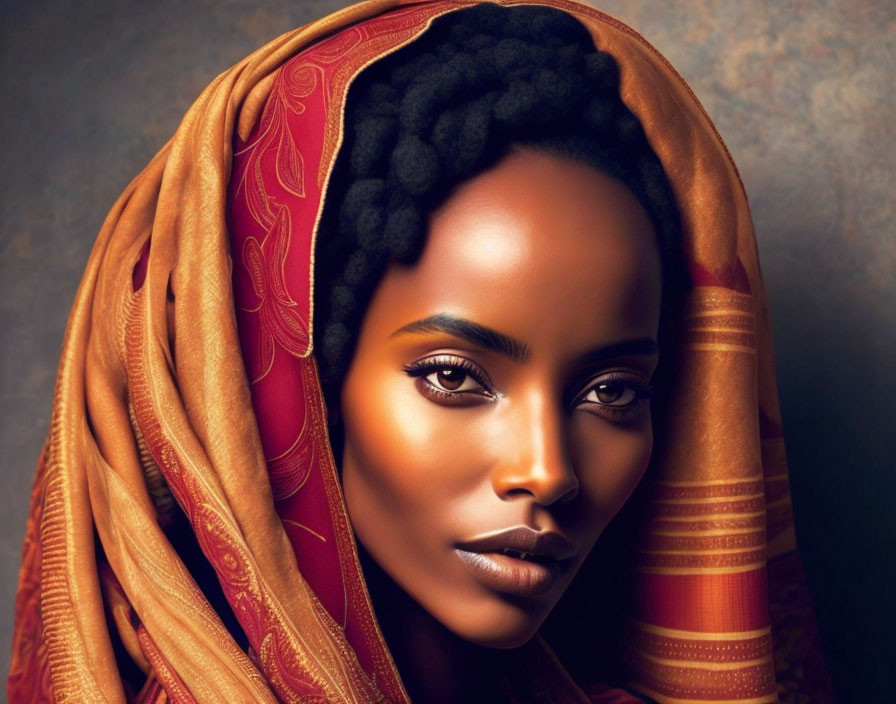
[8,1,831,702]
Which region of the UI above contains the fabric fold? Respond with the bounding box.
[8,2,831,702]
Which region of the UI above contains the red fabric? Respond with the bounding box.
[6,1,831,701]
[228,2,462,685]
[635,569,769,632]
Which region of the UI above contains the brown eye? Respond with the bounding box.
[404,354,496,401]
[425,367,484,393]
[578,378,645,408]
[594,382,626,404]
[435,368,465,391]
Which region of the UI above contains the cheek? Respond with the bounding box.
[340,366,487,521]
[341,370,422,513]
[569,413,653,537]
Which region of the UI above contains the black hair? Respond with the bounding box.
[313,2,684,414]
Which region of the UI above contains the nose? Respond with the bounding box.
[491,389,579,506]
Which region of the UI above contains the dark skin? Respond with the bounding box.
[340,150,662,701]
[359,544,511,703]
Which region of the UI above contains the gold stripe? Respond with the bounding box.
[648,527,765,537]
[687,325,754,334]
[640,546,765,556]
[658,511,764,522]
[632,621,772,641]
[764,497,792,509]
[652,492,764,505]
[653,476,763,487]
[685,309,755,319]
[629,684,777,704]
[687,315,754,325]
[690,287,753,299]
[644,534,766,552]
[686,342,756,354]
[634,562,766,575]
[634,649,773,671]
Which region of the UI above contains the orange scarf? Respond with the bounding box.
[8,2,831,702]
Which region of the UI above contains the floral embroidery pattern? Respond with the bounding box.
[241,206,309,382]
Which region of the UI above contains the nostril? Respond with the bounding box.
[495,469,579,506]
[505,486,535,498]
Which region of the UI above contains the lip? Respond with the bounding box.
[455,526,576,596]
[457,526,577,560]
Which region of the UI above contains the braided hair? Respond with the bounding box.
[314,2,684,414]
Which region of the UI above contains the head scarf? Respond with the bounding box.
[8,1,832,702]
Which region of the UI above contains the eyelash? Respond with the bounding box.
[572,372,653,422]
[403,355,496,404]
[403,356,652,420]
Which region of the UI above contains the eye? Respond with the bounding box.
[403,354,495,403]
[574,373,652,420]
[581,380,638,406]
[424,367,483,393]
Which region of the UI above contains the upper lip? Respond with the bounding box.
[456,526,577,561]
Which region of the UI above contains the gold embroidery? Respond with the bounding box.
[633,651,773,672]
[652,475,764,487]
[629,687,778,704]
[634,563,767,575]
[651,492,765,504]
[282,519,328,543]
[632,622,773,641]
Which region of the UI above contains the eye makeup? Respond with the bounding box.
[573,371,653,422]
[403,349,652,423]
[403,354,497,404]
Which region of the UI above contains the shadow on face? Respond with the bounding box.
[340,149,662,648]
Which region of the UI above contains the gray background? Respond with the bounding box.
[1,1,893,701]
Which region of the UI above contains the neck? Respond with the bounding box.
[358,546,510,704]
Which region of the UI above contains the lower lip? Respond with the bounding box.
[454,549,565,596]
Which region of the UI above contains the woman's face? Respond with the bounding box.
[340,149,662,648]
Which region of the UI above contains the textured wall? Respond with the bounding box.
[1,1,892,700]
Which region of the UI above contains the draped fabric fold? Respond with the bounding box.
[8,1,831,702]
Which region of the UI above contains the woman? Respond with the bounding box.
[7,1,830,702]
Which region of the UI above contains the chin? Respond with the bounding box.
[432,595,550,649]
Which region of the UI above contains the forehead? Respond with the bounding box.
[369,150,662,354]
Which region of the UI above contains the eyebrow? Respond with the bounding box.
[391,313,659,366]
[391,313,531,363]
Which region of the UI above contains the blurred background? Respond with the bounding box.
[1,1,893,700]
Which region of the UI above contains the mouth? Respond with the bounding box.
[454,526,576,597]
[497,548,549,562]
